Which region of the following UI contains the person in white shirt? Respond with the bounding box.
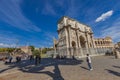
[86,54,93,71]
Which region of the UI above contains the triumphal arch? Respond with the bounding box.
[54,16,96,58]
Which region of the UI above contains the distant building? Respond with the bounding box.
[20,46,32,55]
[35,48,40,50]
[94,37,114,48]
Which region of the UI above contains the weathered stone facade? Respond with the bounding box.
[54,16,114,58]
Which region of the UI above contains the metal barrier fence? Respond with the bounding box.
[47,48,113,58]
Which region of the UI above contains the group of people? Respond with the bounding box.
[3,54,41,66]
[3,54,13,64]
[35,55,41,65]
[3,55,21,64]
[16,56,21,63]
[29,55,41,65]
[55,54,67,59]
[3,53,93,71]
[15,55,41,66]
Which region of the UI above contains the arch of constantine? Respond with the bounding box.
[54,16,114,58]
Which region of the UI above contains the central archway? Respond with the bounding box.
[80,36,86,48]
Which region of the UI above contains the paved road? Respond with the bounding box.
[0,56,120,80]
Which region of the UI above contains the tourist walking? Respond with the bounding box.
[30,55,34,61]
[86,54,93,71]
[16,55,21,63]
[8,54,13,63]
[35,54,41,65]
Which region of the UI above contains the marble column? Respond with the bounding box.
[65,26,70,58]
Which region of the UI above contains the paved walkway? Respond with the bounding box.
[0,56,120,80]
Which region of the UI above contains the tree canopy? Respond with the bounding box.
[0,48,15,53]
[33,49,41,56]
[29,45,35,52]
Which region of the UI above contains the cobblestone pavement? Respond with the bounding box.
[0,56,120,80]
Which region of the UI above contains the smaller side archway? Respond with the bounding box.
[71,41,76,57]
[72,41,76,48]
[79,36,86,48]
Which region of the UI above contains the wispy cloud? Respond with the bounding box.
[44,32,57,39]
[0,0,41,32]
[41,0,81,18]
[100,17,120,42]
[65,0,81,18]
[38,31,58,47]
[0,32,18,43]
[95,10,113,22]
[42,2,57,16]
[0,30,20,48]
[0,30,23,47]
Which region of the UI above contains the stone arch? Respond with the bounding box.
[72,41,76,48]
[71,41,76,56]
[98,41,100,44]
[101,41,102,44]
[95,41,97,45]
[79,36,86,48]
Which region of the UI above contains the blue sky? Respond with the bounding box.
[0,0,120,48]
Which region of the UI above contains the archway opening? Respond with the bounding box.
[71,41,76,56]
[80,36,86,48]
[72,41,76,48]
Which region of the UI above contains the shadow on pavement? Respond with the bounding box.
[0,60,34,73]
[0,58,83,80]
[113,65,120,69]
[80,66,89,70]
[105,69,120,77]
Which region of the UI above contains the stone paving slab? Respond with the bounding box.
[0,56,120,80]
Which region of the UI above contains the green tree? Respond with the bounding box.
[33,50,41,56]
[29,45,35,52]
[7,48,15,53]
[42,48,47,54]
[40,47,54,54]
[0,48,8,52]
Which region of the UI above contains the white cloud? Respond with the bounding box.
[100,17,120,42]
[95,10,113,22]
[0,35,18,44]
[42,2,57,16]
[0,43,16,48]
[41,0,81,18]
[0,30,26,47]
